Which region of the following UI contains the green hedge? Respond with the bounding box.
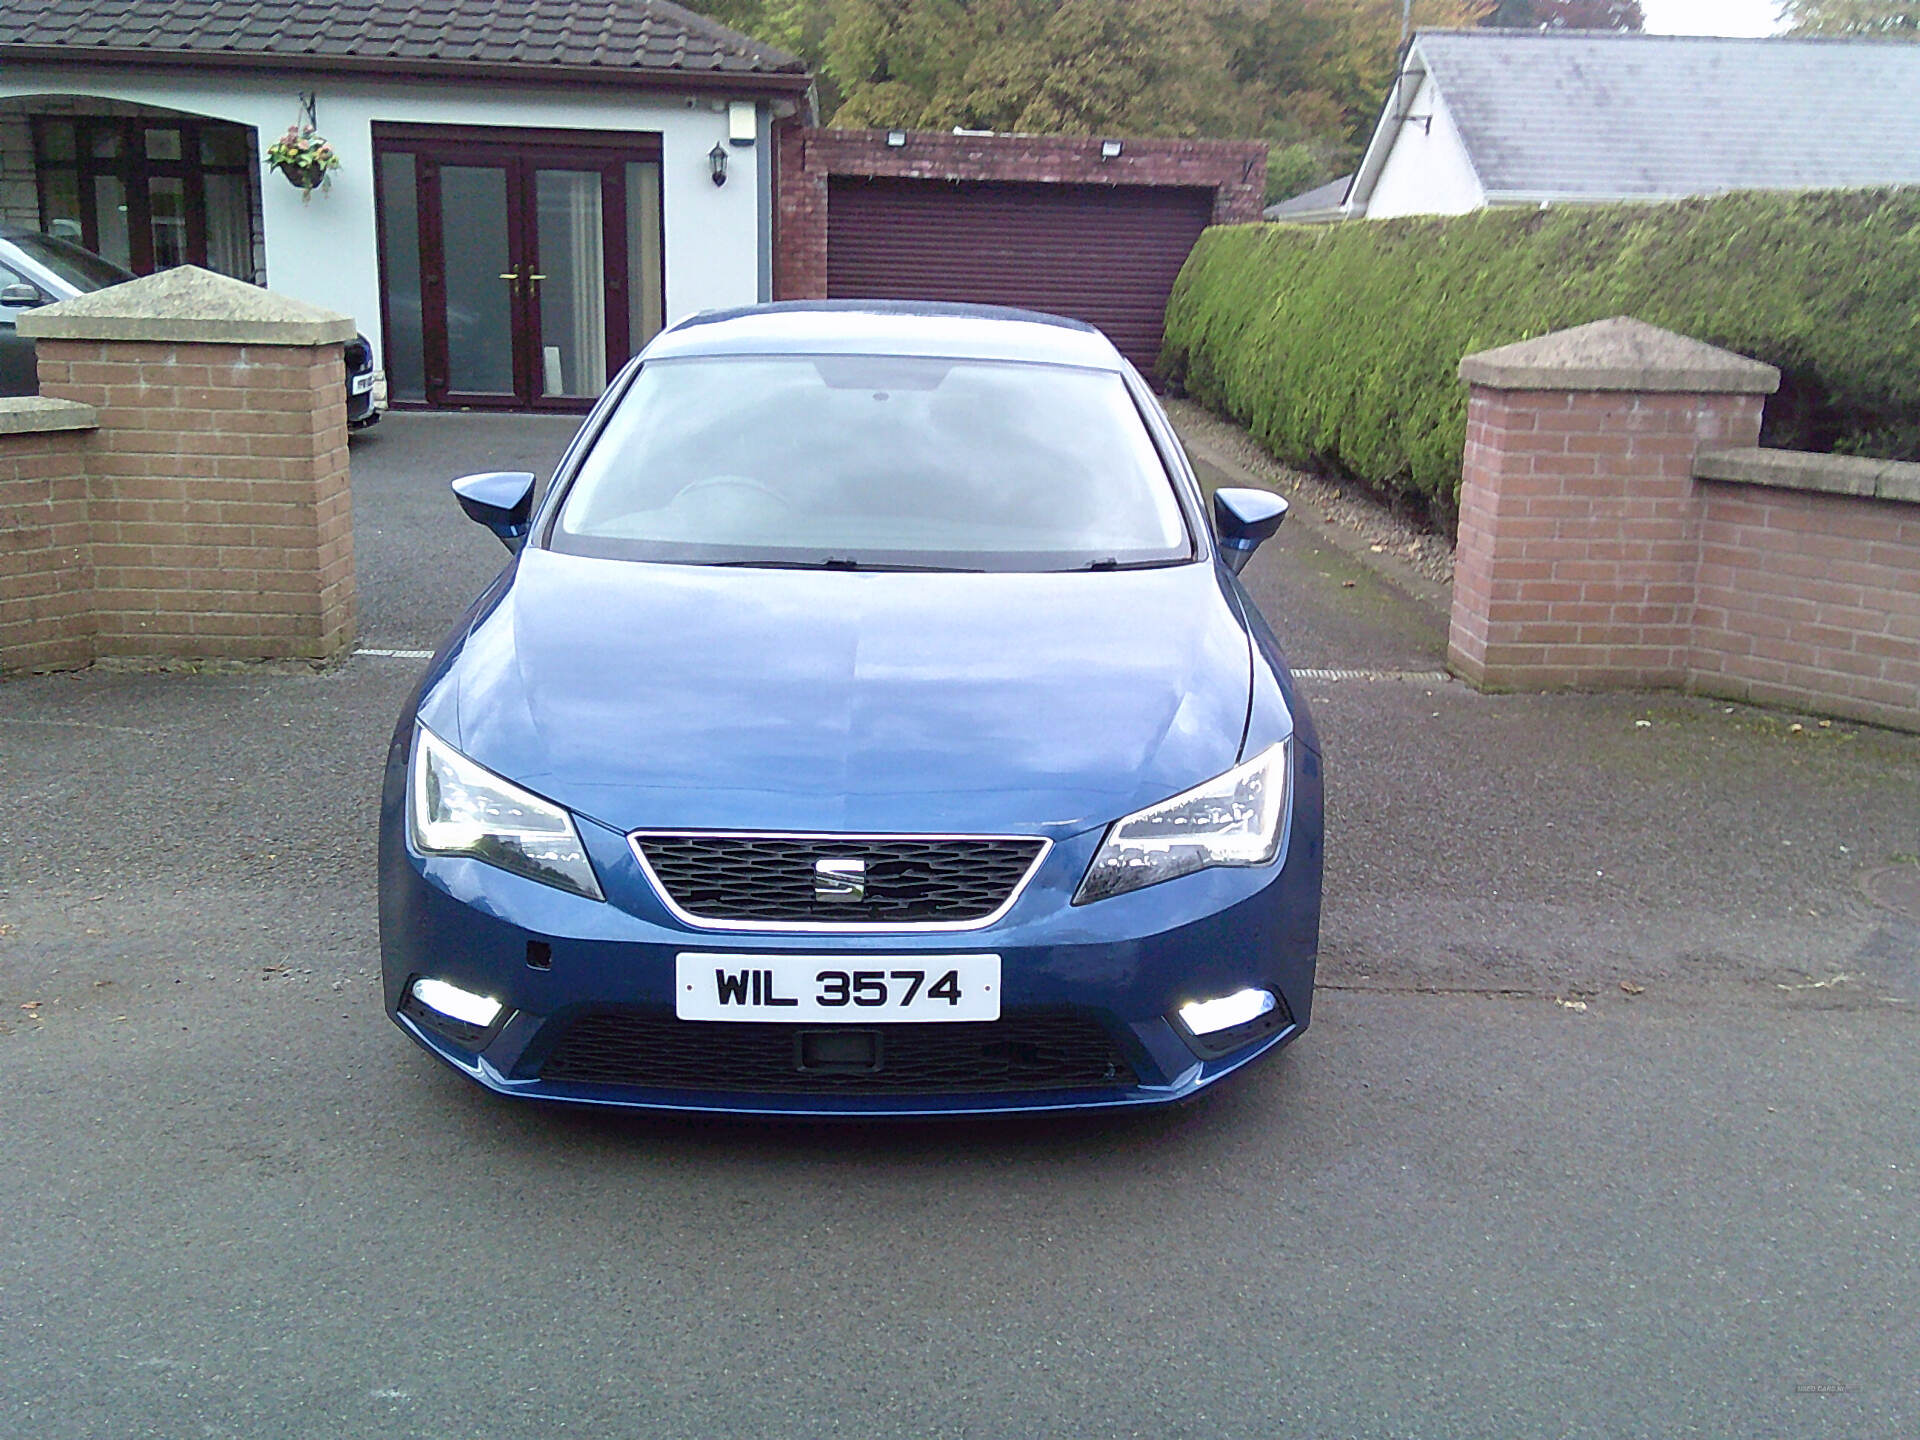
[1160,189,1920,526]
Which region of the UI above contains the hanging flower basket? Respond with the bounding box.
[264,125,340,202]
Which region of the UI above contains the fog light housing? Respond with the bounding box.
[401,976,507,1050]
[1173,987,1292,1059]
[411,977,501,1027]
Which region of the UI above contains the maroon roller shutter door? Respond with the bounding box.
[826,176,1216,374]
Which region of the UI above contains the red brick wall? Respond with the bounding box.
[33,338,354,662]
[0,425,95,673]
[1692,484,1920,732]
[1450,379,1920,732]
[1451,388,1764,689]
[774,126,1267,301]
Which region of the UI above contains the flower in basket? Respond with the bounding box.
[264,123,342,201]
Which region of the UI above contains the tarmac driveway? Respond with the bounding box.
[1,414,1916,1439]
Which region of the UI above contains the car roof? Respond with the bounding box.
[642,300,1128,371]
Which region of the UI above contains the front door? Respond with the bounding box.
[375,128,664,412]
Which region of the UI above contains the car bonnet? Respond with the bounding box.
[429,549,1266,838]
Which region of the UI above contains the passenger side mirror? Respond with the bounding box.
[452,471,537,552]
[1213,488,1288,574]
[0,282,46,308]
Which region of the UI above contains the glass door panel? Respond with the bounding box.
[148,176,188,269]
[625,162,665,351]
[534,168,608,400]
[376,152,426,404]
[438,164,517,397]
[203,173,253,281]
[92,176,131,270]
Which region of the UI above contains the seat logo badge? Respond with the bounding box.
[814,857,866,903]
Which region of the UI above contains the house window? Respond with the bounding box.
[32,117,258,280]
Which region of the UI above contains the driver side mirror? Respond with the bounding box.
[1213,488,1288,574]
[0,282,46,308]
[452,471,537,552]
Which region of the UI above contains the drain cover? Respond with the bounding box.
[1861,866,1920,920]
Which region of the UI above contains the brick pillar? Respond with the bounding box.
[772,119,826,301]
[20,265,355,663]
[1449,317,1778,691]
[0,399,98,673]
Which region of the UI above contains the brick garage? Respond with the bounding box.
[1449,317,1920,733]
[0,266,354,673]
[774,127,1265,372]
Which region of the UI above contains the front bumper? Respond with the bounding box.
[379,750,1323,1118]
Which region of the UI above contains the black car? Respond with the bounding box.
[0,228,378,427]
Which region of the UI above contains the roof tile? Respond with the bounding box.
[1410,31,1920,200]
[0,0,804,77]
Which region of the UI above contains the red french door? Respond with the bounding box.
[374,128,664,412]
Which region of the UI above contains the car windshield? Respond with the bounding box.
[3,231,134,291]
[550,354,1192,571]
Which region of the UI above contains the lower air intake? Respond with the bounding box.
[538,1011,1133,1094]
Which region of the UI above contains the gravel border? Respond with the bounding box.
[1164,397,1456,587]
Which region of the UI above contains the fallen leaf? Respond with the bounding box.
[1620,981,1645,995]
[1556,998,1589,1012]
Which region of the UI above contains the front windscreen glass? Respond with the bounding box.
[550,355,1192,571]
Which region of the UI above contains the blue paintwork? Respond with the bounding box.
[380,302,1323,1116]
[1213,487,1290,573]
[450,471,536,549]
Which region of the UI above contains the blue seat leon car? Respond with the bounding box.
[379,300,1322,1117]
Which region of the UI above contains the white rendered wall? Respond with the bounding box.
[0,65,767,371]
[1365,72,1485,220]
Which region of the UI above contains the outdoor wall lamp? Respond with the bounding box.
[709,142,729,186]
[1100,139,1123,159]
[887,130,907,147]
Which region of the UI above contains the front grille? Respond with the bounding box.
[538,1011,1133,1094]
[632,833,1046,926]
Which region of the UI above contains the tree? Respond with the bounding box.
[1780,0,1919,36]
[673,0,1497,191]
[1481,0,1644,27]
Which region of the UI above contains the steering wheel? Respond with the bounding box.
[671,474,792,509]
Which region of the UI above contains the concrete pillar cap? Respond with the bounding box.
[1459,316,1780,395]
[16,265,356,346]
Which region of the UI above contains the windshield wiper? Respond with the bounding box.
[1066,557,1172,572]
[704,558,981,573]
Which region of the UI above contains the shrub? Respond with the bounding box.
[1160,188,1920,528]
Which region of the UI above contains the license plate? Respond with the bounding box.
[675,953,1000,1023]
[350,372,374,394]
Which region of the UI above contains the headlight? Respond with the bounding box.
[1074,740,1290,904]
[408,725,604,901]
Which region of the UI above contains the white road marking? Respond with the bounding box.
[1292,668,1450,683]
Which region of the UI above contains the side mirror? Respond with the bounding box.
[1213,488,1288,574]
[452,471,537,552]
[0,282,46,308]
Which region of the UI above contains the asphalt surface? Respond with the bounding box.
[2,413,1917,1439]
